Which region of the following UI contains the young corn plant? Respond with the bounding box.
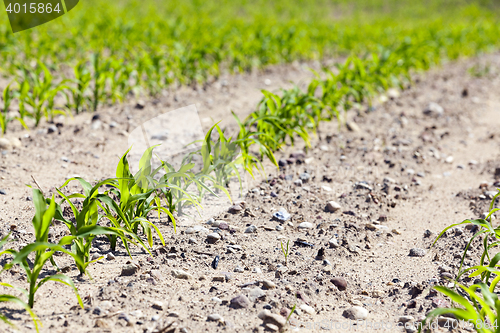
[0,190,85,308]
[0,83,15,134]
[281,240,290,266]
[424,190,500,332]
[91,53,110,112]
[0,286,40,332]
[0,234,39,330]
[420,282,500,333]
[195,122,246,193]
[432,189,500,283]
[55,177,144,275]
[158,152,219,217]
[232,112,278,178]
[67,60,92,114]
[102,146,168,251]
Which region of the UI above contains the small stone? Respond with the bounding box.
[207,233,221,243]
[346,121,360,132]
[211,297,222,304]
[207,314,224,322]
[299,173,310,182]
[329,238,339,248]
[253,267,262,274]
[91,253,101,261]
[212,276,225,282]
[185,227,195,234]
[326,201,341,213]
[248,287,266,302]
[228,204,243,214]
[273,208,291,222]
[331,277,347,291]
[121,264,139,276]
[93,306,104,315]
[398,315,415,323]
[94,319,109,328]
[265,323,279,332]
[0,189,6,195]
[261,280,276,290]
[151,315,160,321]
[342,306,368,320]
[47,125,59,134]
[152,301,164,310]
[276,225,284,231]
[135,100,146,109]
[100,301,112,310]
[129,310,143,318]
[372,290,384,298]
[0,138,12,150]
[300,304,315,315]
[171,269,193,280]
[423,102,444,117]
[188,238,198,244]
[294,179,302,186]
[409,248,426,257]
[106,253,116,260]
[91,120,102,130]
[258,310,286,328]
[230,294,251,309]
[298,222,313,229]
[423,230,433,238]
[244,225,257,233]
[445,156,454,164]
[234,266,244,273]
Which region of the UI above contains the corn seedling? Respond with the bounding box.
[0,284,40,332]
[103,146,169,250]
[0,83,14,134]
[432,189,500,283]
[0,190,85,308]
[281,240,290,266]
[55,178,144,275]
[420,282,500,333]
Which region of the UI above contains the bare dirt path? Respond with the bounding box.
[0,53,500,332]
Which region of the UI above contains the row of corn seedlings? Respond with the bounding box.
[1,3,500,134]
[0,117,276,330]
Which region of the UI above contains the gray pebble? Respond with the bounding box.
[342,306,368,320]
[207,314,224,322]
[230,294,251,309]
[244,225,257,233]
[409,248,426,257]
[298,222,313,229]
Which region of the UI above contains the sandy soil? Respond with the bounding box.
[0,53,500,333]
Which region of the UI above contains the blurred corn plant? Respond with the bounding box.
[65,60,92,114]
[16,62,68,126]
[157,150,225,217]
[0,83,15,134]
